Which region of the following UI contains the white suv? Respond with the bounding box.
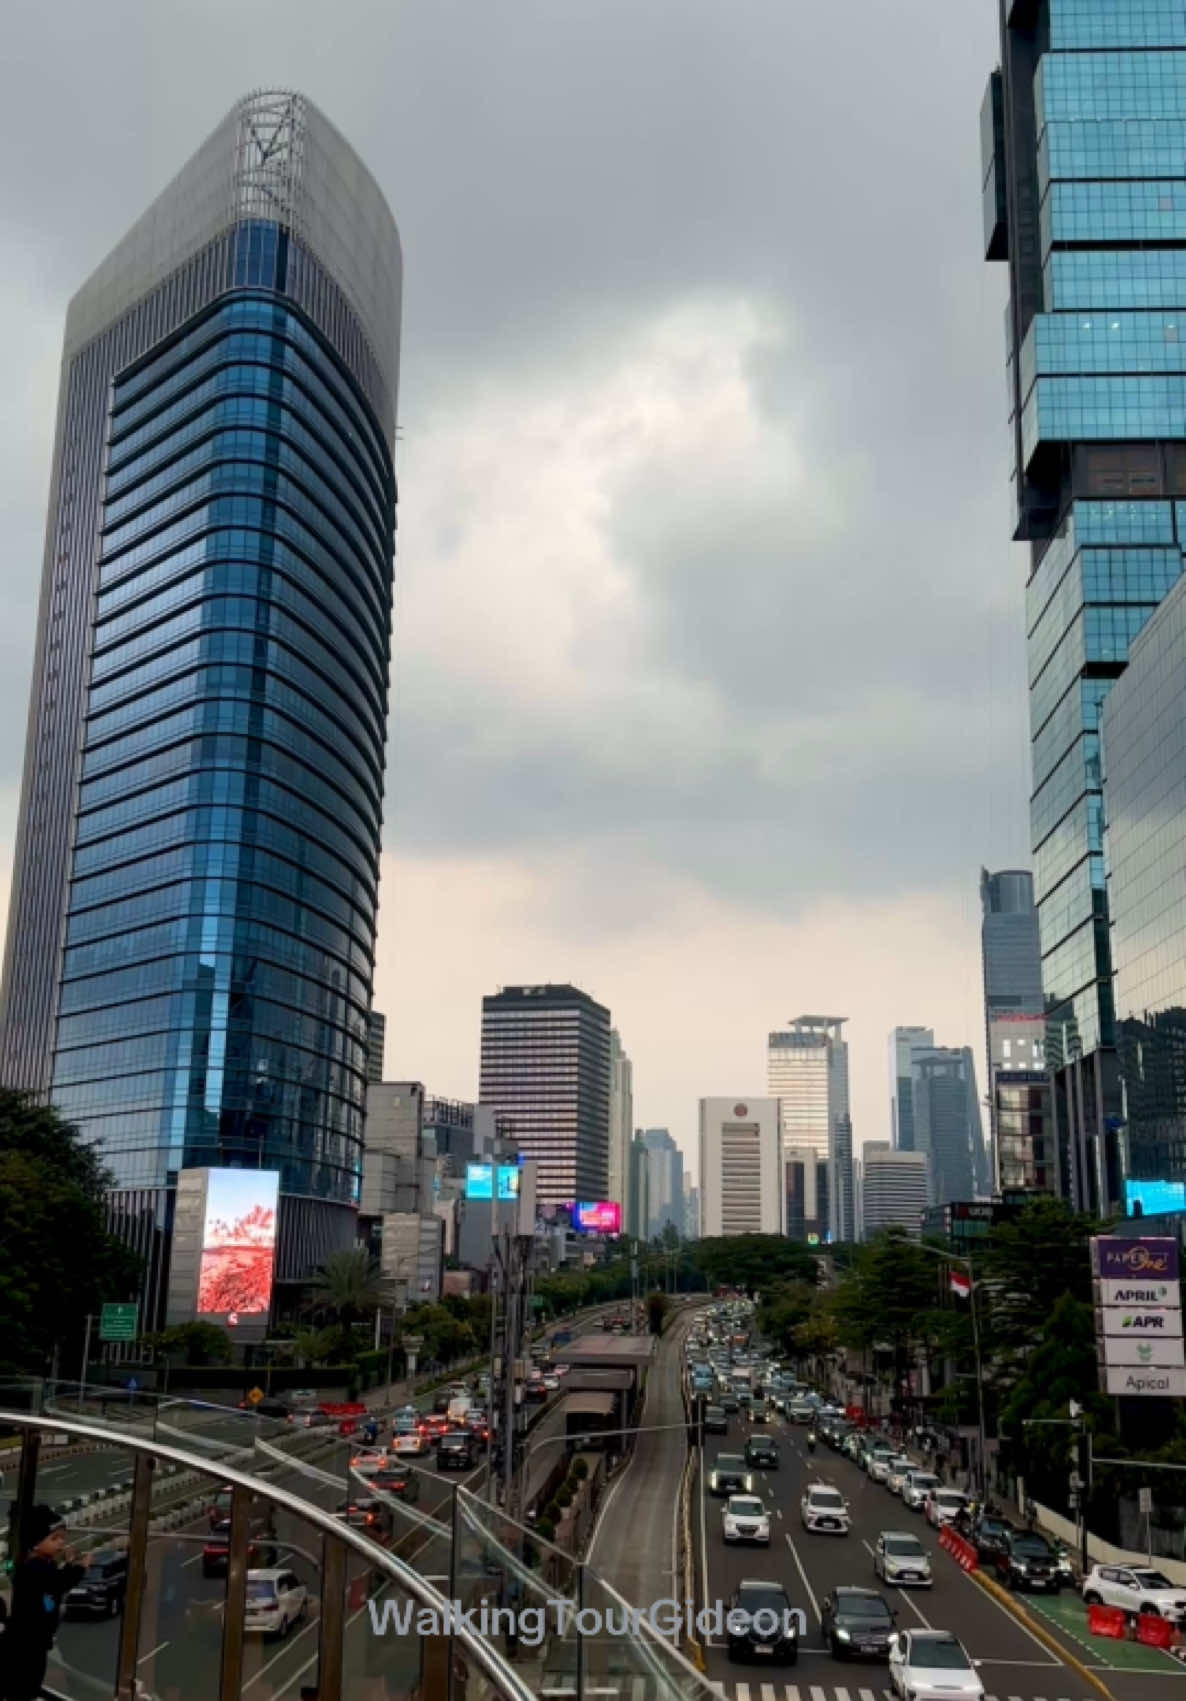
[902,1470,941,1511]
[722,1494,771,1545]
[801,1483,850,1534]
[1083,1564,1186,1623]
[924,1487,968,1528]
[244,1569,308,1638]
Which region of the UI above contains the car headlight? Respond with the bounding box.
[1014,1560,1029,1572]
[836,1628,851,1641]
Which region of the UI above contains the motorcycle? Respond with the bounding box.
[806,1432,817,1453]
[1051,1538,1075,1589]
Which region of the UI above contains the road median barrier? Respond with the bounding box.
[971,1567,1115,1701]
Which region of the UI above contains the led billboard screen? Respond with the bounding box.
[1126,1179,1186,1217]
[196,1169,280,1320]
[465,1162,521,1201]
[572,1201,621,1234]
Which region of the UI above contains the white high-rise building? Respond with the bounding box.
[608,1030,633,1211]
[860,1142,930,1239]
[767,1017,853,1242]
[699,1098,781,1237]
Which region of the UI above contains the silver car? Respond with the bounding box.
[885,1457,916,1495]
[902,1470,941,1511]
[874,1530,933,1588]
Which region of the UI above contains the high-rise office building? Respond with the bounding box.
[912,1046,989,1206]
[979,870,1052,1190]
[626,1129,651,1240]
[478,983,611,1202]
[889,1026,934,1152]
[767,1016,852,1242]
[0,92,401,1321]
[1103,572,1186,1198]
[683,1176,701,1241]
[783,1143,829,1243]
[983,1,1186,1214]
[608,1029,633,1210]
[366,1011,388,1085]
[699,1098,781,1237]
[642,1126,684,1237]
[860,1142,930,1239]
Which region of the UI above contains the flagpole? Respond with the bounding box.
[918,1241,989,1500]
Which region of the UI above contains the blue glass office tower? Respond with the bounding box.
[0,93,401,1319]
[984,2,1186,1215]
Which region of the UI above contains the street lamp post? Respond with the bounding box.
[914,1240,989,1499]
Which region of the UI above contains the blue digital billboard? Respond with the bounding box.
[465,1162,521,1201]
[1125,1179,1186,1217]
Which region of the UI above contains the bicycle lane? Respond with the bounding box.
[1018,1586,1186,1698]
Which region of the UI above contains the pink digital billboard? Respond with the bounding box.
[572,1201,622,1235]
[196,1168,280,1320]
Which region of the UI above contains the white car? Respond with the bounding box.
[889,1629,983,1699]
[924,1487,968,1528]
[874,1530,933,1588]
[1082,1564,1186,1623]
[801,1483,850,1534]
[244,1568,309,1638]
[884,1457,915,1494]
[901,1470,941,1511]
[390,1430,428,1456]
[722,1494,771,1545]
[866,1448,898,1482]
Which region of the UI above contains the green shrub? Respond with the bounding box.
[571,1458,589,1480]
[535,1517,555,1542]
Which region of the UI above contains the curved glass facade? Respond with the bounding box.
[51,278,394,1209]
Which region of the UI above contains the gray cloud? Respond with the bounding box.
[0,0,1032,1139]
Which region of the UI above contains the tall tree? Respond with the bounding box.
[0,1090,142,1375]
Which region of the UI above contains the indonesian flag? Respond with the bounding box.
[950,1270,973,1300]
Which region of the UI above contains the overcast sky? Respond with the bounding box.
[0,0,1032,1180]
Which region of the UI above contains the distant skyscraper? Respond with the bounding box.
[608,1030,633,1210]
[979,869,1053,1189]
[861,1143,930,1240]
[982,0,1186,1213]
[783,1143,829,1243]
[0,91,402,1322]
[912,1046,988,1205]
[699,1098,781,1237]
[479,983,611,1202]
[683,1176,700,1240]
[889,1027,934,1152]
[642,1127,684,1237]
[768,1017,852,1242]
[1104,573,1186,1197]
[367,1012,388,1085]
[626,1129,651,1240]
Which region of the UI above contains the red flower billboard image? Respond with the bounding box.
[197,1169,280,1317]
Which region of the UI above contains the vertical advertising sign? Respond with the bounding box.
[1091,1236,1186,1397]
[196,1169,280,1327]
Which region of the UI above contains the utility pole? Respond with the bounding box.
[502,1226,519,1519]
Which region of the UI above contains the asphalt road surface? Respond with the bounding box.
[697,1409,1184,1701]
[48,1433,482,1701]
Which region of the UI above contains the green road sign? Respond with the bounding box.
[99,1303,139,1343]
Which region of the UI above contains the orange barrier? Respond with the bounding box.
[938,1524,978,1572]
[1137,1613,1174,1649]
[1087,1604,1129,1639]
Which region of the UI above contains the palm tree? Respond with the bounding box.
[309,1249,393,1358]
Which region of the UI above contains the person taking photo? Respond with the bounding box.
[1,1504,91,1701]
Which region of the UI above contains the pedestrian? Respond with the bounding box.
[0,1505,90,1701]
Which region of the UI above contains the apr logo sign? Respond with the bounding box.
[1122,1314,1170,1331]
[1101,1304,1183,1339]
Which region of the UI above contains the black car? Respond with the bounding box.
[722,1394,740,1414]
[726,1579,799,1665]
[438,1432,477,1470]
[750,1401,768,1423]
[336,1497,394,1536]
[704,1405,729,1435]
[820,1587,895,1660]
[996,1530,1060,1592]
[370,1467,421,1502]
[970,1513,1015,1565]
[202,1513,278,1578]
[709,1454,752,1496]
[64,1550,128,1619]
[745,1437,779,1470]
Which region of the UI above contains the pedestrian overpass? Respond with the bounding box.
[0,1394,715,1701]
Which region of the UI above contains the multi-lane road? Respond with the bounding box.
[697,1408,1185,1701]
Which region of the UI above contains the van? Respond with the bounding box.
[447,1395,473,1425]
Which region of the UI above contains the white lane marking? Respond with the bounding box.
[734,1684,750,1701]
[760,1686,776,1701]
[782,1531,821,1626]
[807,1686,827,1701]
[181,1551,205,1568]
[136,1641,169,1664]
[834,1687,851,1701]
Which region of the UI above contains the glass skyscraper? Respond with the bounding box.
[0,92,401,1319]
[984,1,1186,1214]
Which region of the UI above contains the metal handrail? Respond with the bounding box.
[1,1410,537,1701]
